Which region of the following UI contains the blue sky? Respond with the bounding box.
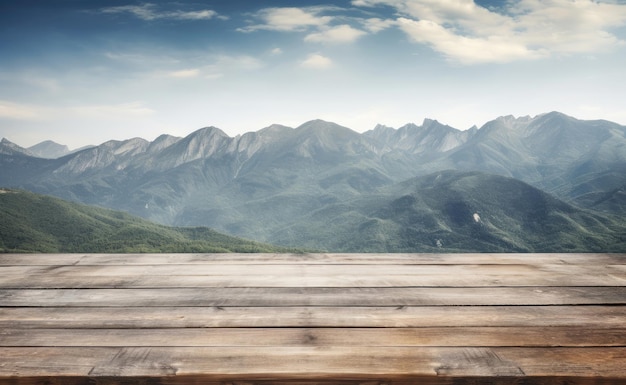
[1,0,626,149]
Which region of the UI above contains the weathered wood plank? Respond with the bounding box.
[1,347,625,378]
[1,253,625,384]
[2,327,624,347]
[2,305,624,329]
[2,376,624,385]
[1,264,623,288]
[2,263,624,276]
[2,273,624,288]
[1,253,624,266]
[1,287,624,307]
[1,273,624,288]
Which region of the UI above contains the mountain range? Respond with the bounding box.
[2,111,626,252]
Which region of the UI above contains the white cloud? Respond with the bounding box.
[510,0,626,53]
[239,7,333,32]
[397,17,546,64]
[101,3,219,21]
[170,10,218,20]
[301,53,333,69]
[271,48,284,55]
[239,6,380,47]
[101,4,155,20]
[353,0,626,64]
[361,18,397,33]
[351,0,374,6]
[304,25,367,43]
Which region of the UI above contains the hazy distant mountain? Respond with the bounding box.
[444,112,626,199]
[1,112,626,251]
[27,140,70,159]
[0,138,35,157]
[364,119,476,155]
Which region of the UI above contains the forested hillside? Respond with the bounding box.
[0,189,292,253]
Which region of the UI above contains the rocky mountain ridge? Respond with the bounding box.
[2,111,626,251]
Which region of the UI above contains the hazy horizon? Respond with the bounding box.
[0,111,574,150]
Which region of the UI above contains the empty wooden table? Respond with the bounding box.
[1,253,625,384]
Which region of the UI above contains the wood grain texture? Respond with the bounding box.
[0,264,623,287]
[0,253,625,385]
[1,253,624,265]
[1,305,625,328]
[2,327,625,347]
[2,287,625,307]
[1,347,625,377]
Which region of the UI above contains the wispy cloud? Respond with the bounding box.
[0,100,154,122]
[397,17,545,64]
[239,7,333,32]
[240,6,374,45]
[353,0,626,64]
[212,55,263,71]
[0,100,43,121]
[361,18,397,33]
[301,53,333,69]
[68,102,155,118]
[103,48,263,80]
[305,24,367,44]
[168,69,201,78]
[100,3,222,21]
[161,55,262,80]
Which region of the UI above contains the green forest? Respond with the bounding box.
[0,189,293,253]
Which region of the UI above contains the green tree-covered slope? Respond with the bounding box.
[270,171,626,252]
[0,189,292,253]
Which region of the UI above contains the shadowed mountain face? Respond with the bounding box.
[1,112,626,252]
[270,171,626,252]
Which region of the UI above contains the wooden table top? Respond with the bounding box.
[0,253,625,385]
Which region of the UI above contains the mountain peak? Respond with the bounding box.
[422,118,440,127]
[365,119,472,155]
[485,114,534,132]
[161,125,233,165]
[191,126,230,139]
[373,123,394,130]
[531,111,578,128]
[0,138,35,156]
[297,119,350,131]
[147,134,181,153]
[258,123,293,135]
[28,140,70,159]
[101,137,150,156]
[295,119,359,141]
[540,111,570,119]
